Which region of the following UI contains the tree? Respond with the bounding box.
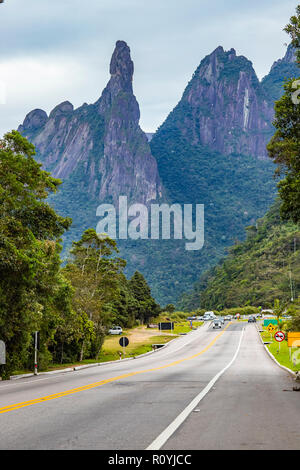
[267,6,300,222]
[63,229,126,359]
[164,304,175,313]
[284,5,300,61]
[0,131,71,378]
[129,271,160,324]
[273,298,286,330]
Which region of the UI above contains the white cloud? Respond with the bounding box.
[0,0,298,136]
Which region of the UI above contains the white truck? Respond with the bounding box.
[203,311,216,321]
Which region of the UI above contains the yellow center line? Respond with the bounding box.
[0,322,232,414]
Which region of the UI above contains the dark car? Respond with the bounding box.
[248,316,256,323]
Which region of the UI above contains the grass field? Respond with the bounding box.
[100,320,203,361]
[11,319,203,375]
[260,328,300,373]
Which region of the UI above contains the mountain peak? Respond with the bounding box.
[96,40,135,113]
[49,101,74,119]
[109,40,133,93]
[270,43,297,72]
[18,108,48,133]
[211,45,225,55]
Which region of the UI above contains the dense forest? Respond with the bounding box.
[179,200,300,310]
[0,132,160,379]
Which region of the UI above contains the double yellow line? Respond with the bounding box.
[0,322,232,415]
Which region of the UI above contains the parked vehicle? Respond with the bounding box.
[109,326,123,335]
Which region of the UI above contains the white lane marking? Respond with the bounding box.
[146,327,245,450]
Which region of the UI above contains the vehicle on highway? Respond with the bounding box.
[224,315,232,321]
[213,319,222,329]
[109,326,123,335]
[196,316,204,321]
[203,311,216,320]
[248,316,256,323]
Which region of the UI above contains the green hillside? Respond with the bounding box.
[179,200,300,310]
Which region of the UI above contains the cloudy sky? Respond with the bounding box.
[0,0,298,137]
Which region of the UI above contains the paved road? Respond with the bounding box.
[0,322,298,449]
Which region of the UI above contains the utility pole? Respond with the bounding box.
[289,270,294,302]
[34,331,38,375]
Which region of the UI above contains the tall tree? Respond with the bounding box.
[267,6,300,222]
[63,229,126,359]
[129,271,160,324]
[0,131,71,378]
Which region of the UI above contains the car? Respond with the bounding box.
[203,316,211,321]
[109,326,123,335]
[218,316,225,324]
[248,316,256,323]
[213,320,222,329]
[224,315,232,321]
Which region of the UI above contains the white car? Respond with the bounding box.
[109,326,123,335]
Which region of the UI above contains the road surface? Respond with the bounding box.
[0,322,299,450]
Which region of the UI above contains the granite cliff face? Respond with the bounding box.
[19,41,162,206]
[153,46,274,160]
[18,42,298,305]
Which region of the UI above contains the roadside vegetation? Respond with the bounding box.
[260,327,300,373]
[10,314,204,375]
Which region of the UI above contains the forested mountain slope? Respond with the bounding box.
[179,201,300,310]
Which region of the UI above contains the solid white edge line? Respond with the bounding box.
[146,326,245,450]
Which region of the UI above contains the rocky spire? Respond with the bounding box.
[110,40,134,92]
[97,41,136,117]
[96,41,162,204]
[19,40,163,205]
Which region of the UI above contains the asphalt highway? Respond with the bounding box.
[0,321,298,450]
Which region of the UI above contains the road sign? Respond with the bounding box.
[288,332,300,347]
[119,337,129,348]
[0,340,5,365]
[159,322,174,331]
[264,319,278,327]
[274,331,285,342]
[267,324,277,333]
